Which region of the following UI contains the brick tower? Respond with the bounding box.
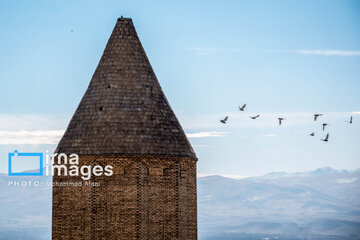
[52,18,197,240]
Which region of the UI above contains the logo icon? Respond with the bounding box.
[8,150,43,176]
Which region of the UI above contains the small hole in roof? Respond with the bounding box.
[99,107,103,112]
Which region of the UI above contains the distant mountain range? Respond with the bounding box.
[0,173,52,240]
[198,167,360,240]
[0,167,359,240]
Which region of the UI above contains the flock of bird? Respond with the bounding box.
[220,104,354,142]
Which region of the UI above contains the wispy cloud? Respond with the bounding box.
[0,115,68,145]
[187,47,360,56]
[0,114,68,131]
[186,131,227,138]
[297,50,360,56]
[0,130,64,145]
[324,111,360,117]
[0,111,356,144]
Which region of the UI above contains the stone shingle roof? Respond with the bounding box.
[56,18,196,158]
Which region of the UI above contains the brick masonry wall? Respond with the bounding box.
[52,155,197,240]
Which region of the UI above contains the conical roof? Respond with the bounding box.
[56,18,196,158]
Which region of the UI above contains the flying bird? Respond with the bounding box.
[239,104,246,111]
[278,118,286,126]
[314,114,323,121]
[220,116,228,124]
[321,133,329,142]
[310,132,315,136]
[250,115,260,119]
[322,123,328,131]
[346,116,353,124]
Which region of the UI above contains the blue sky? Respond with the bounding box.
[0,0,359,176]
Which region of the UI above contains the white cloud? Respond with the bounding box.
[324,111,359,117]
[0,114,68,131]
[297,50,360,56]
[0,115,68,145]
[187,48,360,57]
[0,130,64,145]
[186,48,360,56]
[186,131,227,138]
[0,115,69,145]
[0,111,356,144]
